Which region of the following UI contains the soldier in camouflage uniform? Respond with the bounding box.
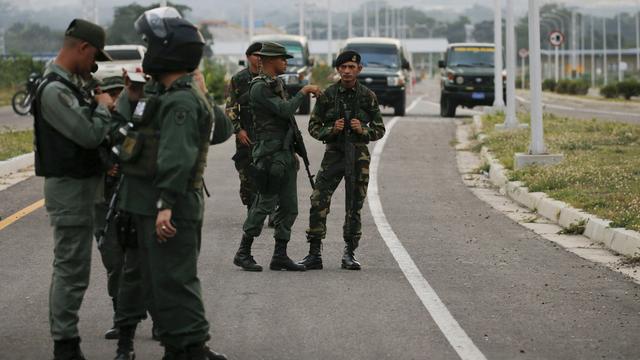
[299,50,385,271]
[226,42,261,209]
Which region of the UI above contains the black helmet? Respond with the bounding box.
[134,7,205,74]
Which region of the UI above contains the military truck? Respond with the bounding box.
[342,37,411,116]
[251,34,314,114]
[438,43,504,117]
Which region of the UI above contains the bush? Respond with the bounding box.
[542,78,556,92]
[201,58,227,104]
[600,84,619,99]
[0,55,45,88]
[311,64,335,89]
[555,79,589,95]
[555,79,571,94]
[616,79,640,100]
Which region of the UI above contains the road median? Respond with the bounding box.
[472,112,640,259]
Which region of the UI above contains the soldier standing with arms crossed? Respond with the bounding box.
[299,50,385,270]
[239,42,322,272]
[34,19,114,360]
[111,7,229,359]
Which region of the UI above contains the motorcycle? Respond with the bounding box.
[11,72,42,116]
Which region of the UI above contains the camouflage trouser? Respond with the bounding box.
[232,143,257,207]
[306,145,370,243]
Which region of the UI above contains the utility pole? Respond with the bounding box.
[375,1,380,37]
[299,0,304,37]
[492,0,505,111]
[571,10,577,78]
[603,17,608,85]
[327,0,333,64]
[618,13,623,82]
[348,4,353,38]
[249,0,254,40]
[363,3,368,37]
[580,14,585,78]
[497,0,523,129]
[636,9,640,71]
[591,15,595,87]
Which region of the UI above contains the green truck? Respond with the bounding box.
[438,43,505,117]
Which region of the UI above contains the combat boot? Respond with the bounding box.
[341,240,361,270]
[105,298,119,340]
[297,240,323,270]
[270,240,306,271]
[233,234,263,271]
[162,346,185,360]
[114,324,136,360]
[185,343,228,360]
[53,337,86,360]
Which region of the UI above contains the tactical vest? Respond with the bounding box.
[250,76,290,139]
[324,83,374,145]
[235,69,256,138]
[190,87,214,190]
[33,72,101,178]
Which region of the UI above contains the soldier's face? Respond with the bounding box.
[275,57,288,75]
[247,54,260,70]
[338,62,362,83]
[76,42,98,76]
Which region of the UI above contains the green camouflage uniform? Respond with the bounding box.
[225,67,258,207]
[39,63,112,340]
[115,74,214,349]
[242,75,305,241]
[306,81,385,244]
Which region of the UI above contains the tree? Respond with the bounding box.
[5,22,62,54]
[107,2,192,45]
[473,20,494,43]
[446,16,471,43]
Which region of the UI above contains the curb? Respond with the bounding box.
[474,114,640,258]
[0,152,34,178]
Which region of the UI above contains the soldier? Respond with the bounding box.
[226,42,261,210]
[111,7,229,359]
[299,50,385,270]
[239,41,322,272]
[101,75,125,100]
[33,19,114,360]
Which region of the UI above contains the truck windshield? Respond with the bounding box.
[448,47,495,67]
[281,42,305,67]
[345,45,399,69]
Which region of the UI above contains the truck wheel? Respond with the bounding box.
[393,96,406,116]
[298,95,311,115]
[440,96,457,118]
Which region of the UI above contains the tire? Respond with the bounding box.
[12,90,32,116]
[393,94,406,116]
[298,95,311,115]
[440,95,457,118]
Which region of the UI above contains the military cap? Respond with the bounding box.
[100,76,125,91]
[334,50,361,68]
[254,42,293,59]
[65,19,112,61]
[245,42,262,56]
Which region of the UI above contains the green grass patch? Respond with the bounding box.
[0,130,33,161]
[481,112,640,232]
[0,86,16,107]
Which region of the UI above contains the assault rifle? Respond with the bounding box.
[342,101,357,238]
[96,175,124,250]
[285,115,315,190]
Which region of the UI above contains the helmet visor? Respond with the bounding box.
[134,6,182,39]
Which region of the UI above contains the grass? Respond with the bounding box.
[481,112,640,232]
[0,130,33,161]
[0,86,16,107]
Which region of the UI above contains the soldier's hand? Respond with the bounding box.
[332,118,345,134]
[301,85,323,98]
[107,164,119,177]
[236,129,252,147]
[156,209,177,243]
[95,93,115,111]
[350,119,364,135]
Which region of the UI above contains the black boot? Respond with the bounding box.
[152,323,160,341]
[186,343,228,360]
[162,345,185,360]
[297,240,323,270]
[233,234,263,271]
[105,298,119,339]
[114,324,136,360]
[53,337,86,360]
[270,240,306,271]
[341,240,361,270]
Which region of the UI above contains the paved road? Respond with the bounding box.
[0,106,31,132]
[1,82,639,359]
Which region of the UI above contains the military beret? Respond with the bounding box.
[246,42,262,56]
[334,50,361,68]
[65,19,112,62]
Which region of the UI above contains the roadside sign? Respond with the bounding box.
[518,48,529,58]
[549,31,565,47]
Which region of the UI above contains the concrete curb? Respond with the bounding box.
[0,152,34,178]
[473,114,640,258]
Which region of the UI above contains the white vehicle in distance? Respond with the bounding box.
[95,45,146,80]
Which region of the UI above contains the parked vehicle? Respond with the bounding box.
[438,43,505,117]
[11,72,42,116]
[94,45,146,80]
[342,37,411,116]
[251,34,314,114]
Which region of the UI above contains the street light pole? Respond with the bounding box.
[299,0,304,37]
[528,0,544,154]
[499,0,521,128]
[327,0,332,64]
[248,0,254,40]
[363,2,368,37]
[636,9,640,71]
[493,0,505,110]
[591,15,596,87]
[571,10,577,78]
[348,4,353,38]
[603,17,608,85]
[385,5,389,37]
[375,1,380,37]
[618,13,623,82]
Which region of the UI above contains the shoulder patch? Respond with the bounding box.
[57,89,75,108]
[172,107,191,126]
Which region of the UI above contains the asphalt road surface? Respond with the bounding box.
[1,81,639,360]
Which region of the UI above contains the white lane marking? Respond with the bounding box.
[422,98,483,116]
[516,95,640,118]
[368,97,488,360]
